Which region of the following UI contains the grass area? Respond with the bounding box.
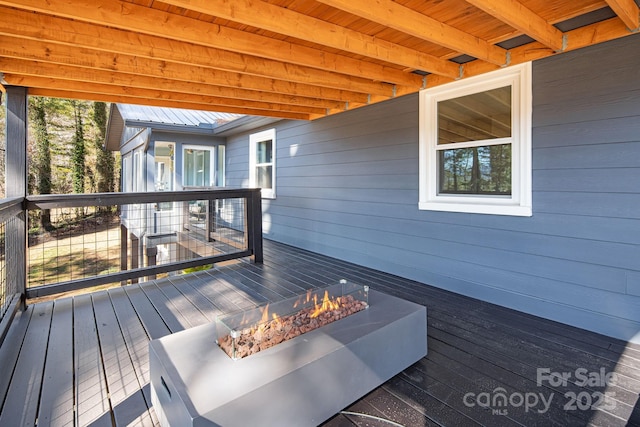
[24,213,229,303]
[28,216,122,289]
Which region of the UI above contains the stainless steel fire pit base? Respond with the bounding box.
[149,289,427,427]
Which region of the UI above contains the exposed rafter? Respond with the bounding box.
[28,87,315,120]
[0,0,440,83]
[464,0,565,51]
[314,0,507,66]
[157,0,461,78]
[0,35,395,102]
[5,75,326,117]
[0,6,422,91]
[0,0,637,120]
[604,0,640,30]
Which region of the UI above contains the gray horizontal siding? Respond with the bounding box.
[225,34,640,343]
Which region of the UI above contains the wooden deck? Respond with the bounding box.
[0,240,639,426]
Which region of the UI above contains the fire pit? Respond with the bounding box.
[149,280,427,427]
[216,281,369,359]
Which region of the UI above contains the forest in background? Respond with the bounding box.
[0,95,120,203]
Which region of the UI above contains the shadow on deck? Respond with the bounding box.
[0,240,639,426]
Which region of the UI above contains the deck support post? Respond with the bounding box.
[4,86,28,307]
[130,232,140,283]
[120,224,128,285]
[246,189,263,263]
[146,246,157,281]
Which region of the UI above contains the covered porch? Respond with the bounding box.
[1,0,640,425]
[1,239,639,426]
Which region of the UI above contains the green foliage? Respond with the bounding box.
[31,97,52,195]
[71,101,86,194]
[182,264,213,274]
[29,97,53,229]
[92,101,115,194]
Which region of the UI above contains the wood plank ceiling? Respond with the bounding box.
[0,0,639,120]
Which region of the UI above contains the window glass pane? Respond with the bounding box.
[154,142,174,211]
[133,150,143,192]
[184,148,211,187]
[438,86,511,145]
[216,145,225,187]
[438,144,511,195]
[256,140,272,163]
[256,165,272,190]
[123,154,132,193]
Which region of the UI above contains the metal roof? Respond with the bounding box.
[116,104,242,127]
[105,104,244,151]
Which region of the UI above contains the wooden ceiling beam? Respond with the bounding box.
[3,74,330,117]
[465,0,565,51]
[26,87,316,120]
[0,37,371,104]
[604,0,640,31]
[156,0,461,78]
[0,58,355,111]
[314,0,507,66]
[463,17,633,78]
[0,7,403,97]
[0,0,424,87]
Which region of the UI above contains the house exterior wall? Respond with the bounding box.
[149,131,226,191]
[225,34,640,343]
[120,128,227,237]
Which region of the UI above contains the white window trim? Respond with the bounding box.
[419,62,532,216]
[249,128,276,199]
[154,141,175,192]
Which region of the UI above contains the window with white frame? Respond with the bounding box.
[249,129,276,199]
[419,62,532,216]
[183,145,217,187]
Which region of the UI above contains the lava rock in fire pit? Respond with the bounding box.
[218,295,367,359]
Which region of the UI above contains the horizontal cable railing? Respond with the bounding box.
[25,188,262,299]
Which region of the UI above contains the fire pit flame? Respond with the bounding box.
[310,291,341,319]
[216,281,369,360]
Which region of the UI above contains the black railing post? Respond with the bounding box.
[247,189,263,263]
[4,86,28,306]
[120,224,128,285]
[130,232,139,283]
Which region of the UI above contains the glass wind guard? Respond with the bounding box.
[216,280,369,360]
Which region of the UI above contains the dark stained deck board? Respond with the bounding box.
[0,301,52,426]
[213,263,287,303]
[152,278,210,329]
[429,310,640,418]
[166,275,223,321]
[123,284,172,340]
[138,281,191,333]
[107,287,159,425]
[0,240,638,426]
[195,270,261,312]
[92,291,154,427]
[427,330,592,426]
[177,272,252,314]
[73,293,112,427]
[37,298,74,427]
[0,305,31,412]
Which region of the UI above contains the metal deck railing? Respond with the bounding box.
[0,188,263,343]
